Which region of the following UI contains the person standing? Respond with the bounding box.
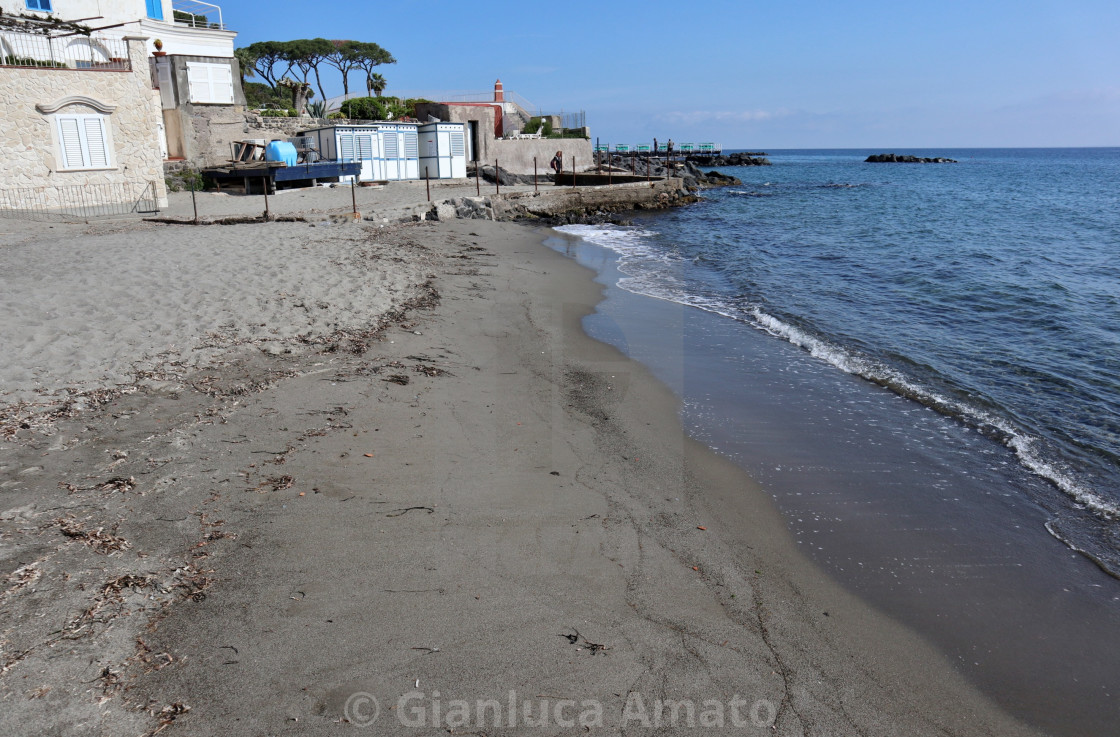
[550,150,563,179]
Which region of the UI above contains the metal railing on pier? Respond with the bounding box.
[598,143,723,156]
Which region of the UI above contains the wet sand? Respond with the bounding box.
[0,205,1044,734]
[560,232,1120,737]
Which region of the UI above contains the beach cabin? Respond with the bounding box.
[300,123,420,182]
[417,122,468,179]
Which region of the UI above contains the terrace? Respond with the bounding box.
[171,0,226,31]
[0,30,130,71]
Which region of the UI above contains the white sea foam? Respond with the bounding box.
[555,223,1120,522]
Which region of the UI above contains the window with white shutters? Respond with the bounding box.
[186,62,234,104]
[450,131,465,157]
[55,114,113,170]
[403,131,418,158]
[383,132,398,159]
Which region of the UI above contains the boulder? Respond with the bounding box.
[705,153,771,166]
[865,153,957,163]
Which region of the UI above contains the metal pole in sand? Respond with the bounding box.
[476,161,481,196]
[351,178,360,220]
[495,159,500,196]
[191,177,198,223]
[263,177,270,219]
[425,166,430,202]
[534,157,538,193]
[572,157,576,189]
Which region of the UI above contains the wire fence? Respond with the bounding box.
[542,111,586,130]
[0,181,161,221]
[0,31,130,71]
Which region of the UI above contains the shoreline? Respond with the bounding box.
[0,210,1043,734]
[550,221,1120,736]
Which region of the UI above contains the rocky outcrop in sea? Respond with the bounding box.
[699,152,771,166]
[866,153,957,163]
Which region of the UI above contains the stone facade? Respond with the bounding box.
[0,36,168,209]
[155,55,247,165]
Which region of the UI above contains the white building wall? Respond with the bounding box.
[20,0,235,57]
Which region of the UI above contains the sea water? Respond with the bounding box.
[552,148,1120,736]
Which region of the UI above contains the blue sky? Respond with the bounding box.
[222,0,1120,148]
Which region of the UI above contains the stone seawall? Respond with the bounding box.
[425,179,692,223]
[489,137,593,175]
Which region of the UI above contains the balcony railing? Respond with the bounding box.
[171,0,226,30]
[0,31,130,71]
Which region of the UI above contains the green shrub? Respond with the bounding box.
[173,9,207,25]
[542,120,554,137]
[523,117,542,134]
[165,169,208,192]
[243,81,290,110]
[2,54,68,68]
[338,96,433,121]
[339,96,388,120]
[401,97,433,118]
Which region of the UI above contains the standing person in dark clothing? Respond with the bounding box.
[550,150,563,179]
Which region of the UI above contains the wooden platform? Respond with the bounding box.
[202,162,363,193]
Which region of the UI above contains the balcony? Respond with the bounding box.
[172,0,226,31]
[0,31,130,71]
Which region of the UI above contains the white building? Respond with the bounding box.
[301,124,423,182]
[5,0,245,169]
[18,0,236,57]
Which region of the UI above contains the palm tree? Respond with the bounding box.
[367,72,387,98]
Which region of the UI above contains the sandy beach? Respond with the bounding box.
[0,193,1046,735]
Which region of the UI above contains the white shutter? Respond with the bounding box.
[339,134,355,161]
[55,114,113,170]
[156,61,176,108]
[187,62,234,104]
[450,131,465,157]
[211,64,234,104]
[83,117,109,167]
[404,130,418,158]
[357,135,372,160]
[58,117,84,168]
[383,131,398,159]
[187,63,211,103]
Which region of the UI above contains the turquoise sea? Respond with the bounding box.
[552,148,1120,736]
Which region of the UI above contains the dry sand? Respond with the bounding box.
[0,198,1047,735]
